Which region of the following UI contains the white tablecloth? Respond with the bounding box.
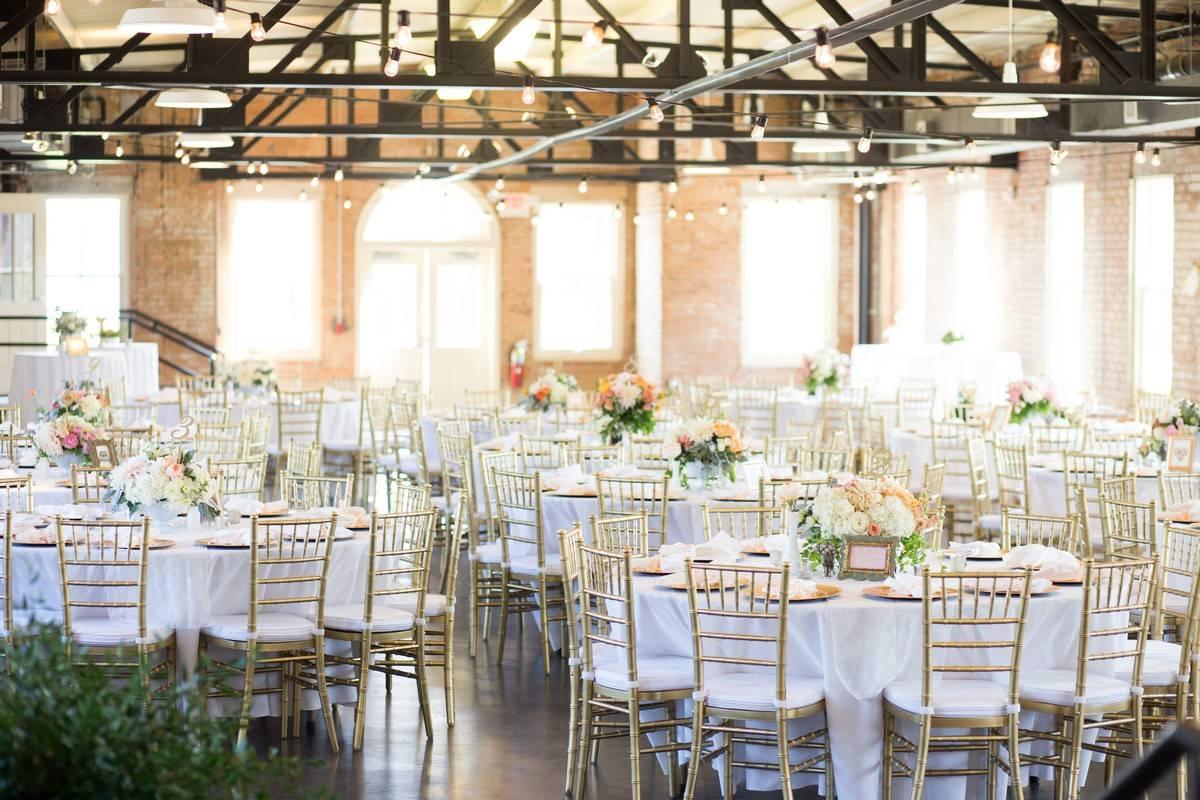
[776,390,823,434]
[98,342,159,397]
[9,350,128,425]
[852,344,1023,406]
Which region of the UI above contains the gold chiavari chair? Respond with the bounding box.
[324,508,436,749]
[276,388,325,463]
[389,395,420,452]
[453,404,500,442]
[1000,508,1082,554]
[0,433,31,468]
[493,468,565,674]
[1018,559,1156,800]
[392,479,432,513]
[762,435,809,467]
[56,517,175,695]
[324,386,392,505]
[211,455,268,501]
[596,474,671,552]
[921,463,946,507]
[784,418,824,445]
[630,436,671,471]
[881,566,1032,800]
[929,420,984,537]
[1066,451,1130,553]
[820,404,857,451]
[70,465,108,504]
[1030,422,1090,455]
[108,401,158,429]
[733,387,779,438]
[187,406,231,427]
[497,414,541,437]
[177,374,223,393]
[179,386,229,419]
[0,476,33,513]
[1101,495,1158,561]
[330,376,370,395]
[281,473,354,510]
[0,403,20,433]
[1155,522,1200,639]
[896,384,936,431]
[759,476,828,510]
[519,433,569,471]
[682,560,833,800]
[558,524,587,798]
[240,413,271,458]
[569,443,623,475]
[992,440,1033,520]
[1092,431,1145,458]
[194,421,244,462]
[1136,390,1173,426]
[965,436,995,540]
[574,543,694,800]
[860,449,911,482]
[555,407,596,436]
[200,514,340,750]
[591,512,650,556]
[699,504,783,543]
[465,388,506,406]
[1159,472,1200,511]
[860,415,890,456]
[284,439,323,478]
[1100,475,1138,502]
[793,445,852,474]
[397,418,433,488]
[108,425,156,462]
[469,448,514,658]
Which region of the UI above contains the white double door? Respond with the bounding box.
[357,246,496,408]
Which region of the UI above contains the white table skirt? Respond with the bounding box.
[97,342,159,398]
[9,350,128,426]
[888,429,1000,498]
[10,523,370,717]
[776,390,823,434]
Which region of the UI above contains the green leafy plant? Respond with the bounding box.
[941,330,964,345]
[0,626,318,800]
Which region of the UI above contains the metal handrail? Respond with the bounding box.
[1102,723,1200,798]
[119,308,218,370]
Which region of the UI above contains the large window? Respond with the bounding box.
[225,193,320,359]
[534,202,622,359]
[953,186,995,349]
[741,197,837,366]
[896,186,927,344]
[1133,175,1174,394]
[45,196,123,328]
[1044,181,1085,400]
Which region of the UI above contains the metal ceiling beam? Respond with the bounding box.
[37,33,150,121]
[483,0,543,47]
[109,62,188,126]
[1040,0,1134,82]
[926,16,1000,81]
[0,2,44,50]
[216,0,302,66]
[963,0,1185,21]
[583,0,650,65]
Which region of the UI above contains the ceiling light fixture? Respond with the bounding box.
[1039,31,1061,74]
[718,202,728,216]
[155,88,231,109]
[583,20,607,47]
[757,174,766,193]
[249,12,266,41]
[334,167,345,182]
[180,132,235,148]
[213,0,227,31]
[577,176,589,194]
[647,99,664,123]
[66,160,77,175]
[813,27,836,68]
[667,179,678,194]
[1151,147,1162,167]
[667,205,677,219]
[522,76,536,105]
[119,0,216,34]
[44,0,60,15]
[750,114,767,140]
[114,142,124,158]
[857,128,873,153]
[384,47,402,77]
[394,10,412,49]
[1135,143,1147,164]
[972,0,1048,119]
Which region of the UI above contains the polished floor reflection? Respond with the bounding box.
[250,553,1176,799]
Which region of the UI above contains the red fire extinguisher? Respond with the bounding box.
[509,339,528,389]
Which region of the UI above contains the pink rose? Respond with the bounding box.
[62,433,78,449]
[1166,425,1179,437]
[164,462,184,479]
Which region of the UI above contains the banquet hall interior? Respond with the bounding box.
[4,0,1200,797]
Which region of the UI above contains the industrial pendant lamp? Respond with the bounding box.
[973,0,1047,119]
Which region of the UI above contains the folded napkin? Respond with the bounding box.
[597,465,644,479]
[694,531,742,563]
[949,540,1003,558]
[658,542,694,573]
[741,533,788,554]
[14,528,54,544]
[224,498,289,516]
[338,506,370,528]
[541,464,588,493]
[1005,543,1082,582]
[787,578,820,598]
[883,572,925,598]
[36,503,99,521]
[479,433,520,450]
[982,574,1054,595]
[208,529,252,546]
[1002,543,1048,568]
[1167,501,1200,522]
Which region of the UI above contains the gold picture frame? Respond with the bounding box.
[88,439,116,468]
[840,534,898,581]
[1166,434,1197,473]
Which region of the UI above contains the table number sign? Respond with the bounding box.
[88,439,116,468]
[840,535,898,581]
[1166,434,1197,473]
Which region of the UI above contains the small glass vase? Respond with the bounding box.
[143,502,181,530]
[680,462,726,489]
[821,549,838,578]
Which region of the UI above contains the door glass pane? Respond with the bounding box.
[435,257,483,349]
[360,256,419,380]
[46,198,121,324]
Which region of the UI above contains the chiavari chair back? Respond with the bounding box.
[330,376,370,395]
[70,465,107,504]
[699,504,783,543]
[820,404,857,450]
[388,395,419,453]
[1136,390,1173,427]
[569,443,623,474]
[1159,472,1200,511]
[187,406,231,427]
[0,434,30,469]
[0,404,20,433]
[194,421,244,462]
[239,413,270,458]
[437,426,477,518]
[1158,523,1200,635]
[591,512,650,557]
[211,455,268,501]
[285,439,323,478]
[392,479,432,513]
[732,387,778,439]
[965,436,994,539]
[519,434,568,471]
[276,388,325,456]
[896,384,936,430]
[630,436,671,471]
[478,449,517,543]
[1066,451,1130,548]
[860,415,889,455]
[453,405,500,441]
[761,435,808,467]
[281,473,354,510]
[1091,431,1145,458]
[859,449,910,481]
[596,474,671,552]
[0,476,32,513]
[993,440,1033,515]
[465,389,506,407]
[108,425,156,462]
[784,418,824,444]
[177,374,223,393]
[179,387,228,418]
[793,445,852,474]
[759,476,828,511]
[831,385,869,407]
[921,462,946,507]
[555,407,595,435]
[1099,475,1138,503]
[401,419,432,487]
[928,420,983,498]
[1001,509,1082,554]
[497,414,541,437]
[1101,495,1158,561]
[1030,423,1090,455]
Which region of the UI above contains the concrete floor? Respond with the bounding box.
[249,553,1178,800]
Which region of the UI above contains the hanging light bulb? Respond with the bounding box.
[718,202,728,216]
[394,10,412,49]
[750,114,767,140]
[1135,143,1147,164]
[964,136,978,156]
[66,160,78,175]
[259,161,269,175]
[667,205,677,219]
[384,47,402,77]
[495,176,506,191]
[1151,147,1162,167]
[857,128,873,154]
[530,214,540,226]
[174,145,185,159]
[31,136,50,153]
[583,20,607,47]
[310,174,320,187]
[247,161,257,174]
[334,167,344,182]
[612,206,622,219]
[522,75,536,105]
[684,210,695,222]
[100,132,109,141]
[180,152,191,165]
[213,0,227,31]
[255,180,264,193]
[865,187,877,201]
[813,27,836,69]
[577,176,589,194]
[667,179,678,194]
[647,99,664,124]
[43,0,60,15]
[496,199,507,213]
[853,192,864,204]
[1049,141,1067,167]
[946,167,958,184]
[114,142,124,158]
[299,189,308,201]
[225,181,234,194]
[1050,162,1060,176]
[910,179,923,193]
[343,198,353,209]
[1039,32,1061,74]
[418,163,431,175]
[249,12,266,42]
[757,174,766,193]
[632,213,642,226]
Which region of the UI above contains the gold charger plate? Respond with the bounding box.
[194,537,259,548]
[752,583,842,602]
[654,572,749,591]
[740,540,770,555]
[964,581,1060,596]
[632,560,674,575]
[863,585,958,601]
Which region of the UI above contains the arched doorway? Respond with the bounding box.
[356,182,499,407]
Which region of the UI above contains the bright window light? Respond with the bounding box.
[46,197,123,331]
[896,187,927,344]
[1044,181,1084,400]
[1133,175,1174,394]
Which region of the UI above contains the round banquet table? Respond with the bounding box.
[888,428,999,497]
[97,341,159,398]
[9,520,369,717]
[9,349,128,426]
[419,408,560,474]
[775,389,823,434]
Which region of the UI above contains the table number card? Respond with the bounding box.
[840,535,898,581]
[1166,434,1197,473]
[741,460,766,489]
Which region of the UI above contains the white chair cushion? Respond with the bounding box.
[320,603,415,633]
[376,452,399,468]
[2,607,62,637]
[704,671,825,711]
[595,655,694,693]
[322,439,361,452]
[70,617,173,646]
[203,612,316,642]
[978,513,1002,532]
[398,453,422,475]
[1019,668,1132,706]
[1115,640,1183,686]
[386,593,449,618]
[884,678,1012,718]
[474,543,502,564]
[509,555,562,576]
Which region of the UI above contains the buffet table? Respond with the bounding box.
[9,350,129,425]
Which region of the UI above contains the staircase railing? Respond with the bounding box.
[118,308,219,376]
[1102,723,1200,798]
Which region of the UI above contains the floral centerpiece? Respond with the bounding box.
[54,310,87,341]
[664,417,746,488]
[225,359,276,393]
[794,477,938,577]
[105,441,220,525]
[797,349,849,396]
[595,371,658,444]
[32,384,108,467]
[518,369,578,413]
[1147,398,1200,460]
[1006,377,1065,425]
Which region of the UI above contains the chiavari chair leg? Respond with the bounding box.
[1008,715,1025,800]
[823,724,835,798]
[236,649,257,750]
[628,697,643,800]
[776,709,794,800]
[496,570,511,665]
[682,697,704,800]
[881,711,895,800]
[987,738,997,800]
[292,666,303,739]
[414,630,434,740]
[574,684,596,798]
[352,636,371,751]
[909,719,931,800]
[537,579,553,675]
[1066,711,1084,800]
[468,565,481,659]
[314,636,341,753]
[564,664,579,797]
[666,702,679,795]
[721,730,733,798]
[280,661,290,742]
[443,612,457,726]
